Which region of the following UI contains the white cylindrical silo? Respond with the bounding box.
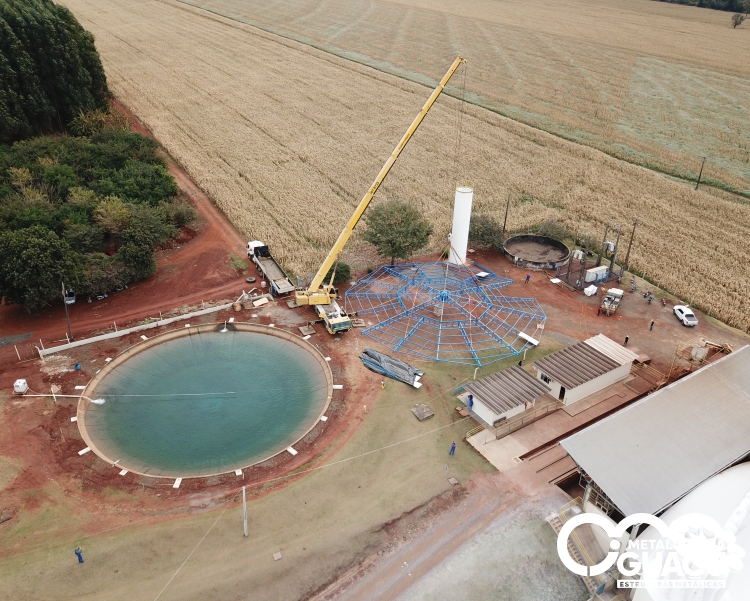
[449,187,473,265]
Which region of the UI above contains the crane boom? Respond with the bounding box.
[295,55,466,309]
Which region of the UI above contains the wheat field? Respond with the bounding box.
[61,0,750,332]
[177,0,750,194]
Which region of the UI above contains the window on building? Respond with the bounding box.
[540,373,551,384]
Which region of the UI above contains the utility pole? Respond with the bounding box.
[621,216,640,277]
[595,223,610,267]
[242,486,248,537]
[565,228,583,282]
[61,282,73,342]
[695,156,706,190]
[578,235,590,287]
[501,192,511,243]
[608,227,621,281]
[566,228,579,282]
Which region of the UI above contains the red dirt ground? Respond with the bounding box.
[1,102,748,565]
[0,103,382,555]
[0,102,250,385]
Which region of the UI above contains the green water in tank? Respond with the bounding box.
[84,330,328,477]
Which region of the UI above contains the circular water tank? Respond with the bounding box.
[503,235,571,269]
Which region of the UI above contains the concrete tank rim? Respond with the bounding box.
[76,322,333,480]
[502,234,571,268]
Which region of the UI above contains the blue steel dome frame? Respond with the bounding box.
[344,262,546,366]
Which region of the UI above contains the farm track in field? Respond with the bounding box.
[61,0,750,333]
[177,0,750,194]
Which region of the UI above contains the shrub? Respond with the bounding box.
[468,213,504,249]
[325,261,351,285]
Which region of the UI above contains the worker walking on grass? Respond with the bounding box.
[449,441,456,456]
[74,547,84,563]
[624,335,629,346]
[650,319,655,331]
[525,274,531,284]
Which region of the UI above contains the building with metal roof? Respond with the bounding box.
[464,365,551,427]
[561,345,750,518]
[583,334,639,366]
[533,335,636,404]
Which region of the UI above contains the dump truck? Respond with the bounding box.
[601,288,624,314]
[246,241,295,296]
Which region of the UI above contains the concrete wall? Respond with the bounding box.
[76,322,334,479]
[472,398,526,427]
[536,362,631,405]
[39,303,232,356]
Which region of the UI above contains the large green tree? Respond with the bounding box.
[0,225,82,310]
[0,0,109,144]
[363,200,433,265]
[0,131,192,306]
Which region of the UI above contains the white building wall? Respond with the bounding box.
[472,401,497,427]
[536,362,631,405]
[536,373,562,399]
[472,399,526,427]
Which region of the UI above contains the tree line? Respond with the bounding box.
[0,1,194,311]
[0,130,194,310]
[656,0,749,14]
[0,0,109,144]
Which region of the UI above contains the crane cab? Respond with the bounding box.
[315,300,352,334]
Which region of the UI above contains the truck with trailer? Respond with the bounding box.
[246,241,295,297]
[601,288,624,314]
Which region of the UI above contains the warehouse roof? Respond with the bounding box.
[533,341,620,389]
[561,346,750,517]
[584,334,639,366]
[465,366,550,415]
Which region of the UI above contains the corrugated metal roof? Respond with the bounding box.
[465,366,549,415]
[561,346,750,517]
[533,341,620,389]
[584,334,638,366]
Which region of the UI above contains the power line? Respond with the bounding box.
[16,377,474,592]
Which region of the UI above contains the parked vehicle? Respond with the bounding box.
[674,305,699,327]
[601,288,624,314]
[246,241,295,296]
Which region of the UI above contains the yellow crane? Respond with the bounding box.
[295,55,466,334]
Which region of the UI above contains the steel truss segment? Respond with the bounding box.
[458,322,481,366]
[343,262,545,366]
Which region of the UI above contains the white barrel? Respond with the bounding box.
[449,187,473,265]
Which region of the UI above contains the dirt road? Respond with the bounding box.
[317,465,585,601]
[0,104,251,381]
